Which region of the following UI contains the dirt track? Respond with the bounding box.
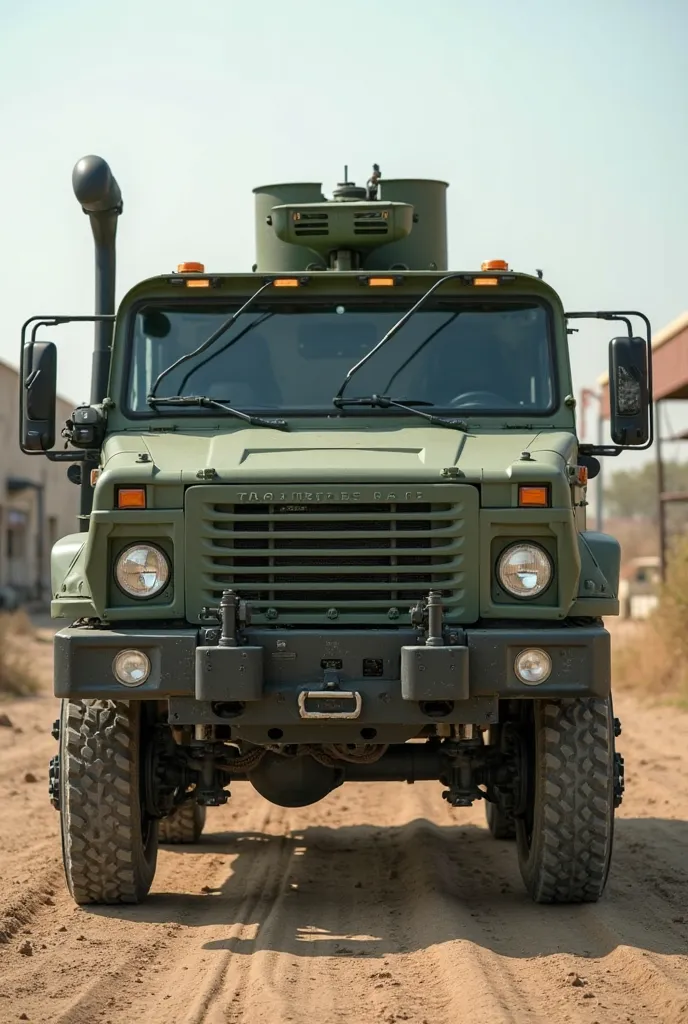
[1,643,687,1024]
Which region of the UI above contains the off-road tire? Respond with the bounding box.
[516,697,615,904]
[59,699,158,905]
[485,800,516,840]
[158,802,207,844]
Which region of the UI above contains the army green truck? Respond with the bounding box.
[20,157,653,907]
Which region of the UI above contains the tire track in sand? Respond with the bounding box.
[0,692,687,1024]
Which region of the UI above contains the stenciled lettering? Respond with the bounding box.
[234,488,424,503]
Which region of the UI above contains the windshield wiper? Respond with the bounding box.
[333,272,469,403]
[147,279,276,401]
[333,394,468,432]
[177,311,275,395]
[381,312,461,394]
[147,395,290,431]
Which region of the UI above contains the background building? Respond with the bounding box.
[0,358,78,605]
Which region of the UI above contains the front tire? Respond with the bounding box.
[485,800,516,840]
[158,801,207,844]
[516,697,616,904]
[59,699,158,905]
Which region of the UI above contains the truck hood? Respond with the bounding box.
[101,425,578,485]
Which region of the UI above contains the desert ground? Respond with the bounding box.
[0,624,687,1024]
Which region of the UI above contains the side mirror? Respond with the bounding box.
[21,341,57,451]
[608,335,649,446]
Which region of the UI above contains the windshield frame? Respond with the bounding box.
[118,293,561,421]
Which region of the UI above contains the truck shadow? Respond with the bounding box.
[85,815,688,960]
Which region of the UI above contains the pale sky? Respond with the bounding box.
[1,0,686,480]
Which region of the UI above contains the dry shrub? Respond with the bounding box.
[612,535,688,706]
[10,608,38,637]
[0,611,41,698]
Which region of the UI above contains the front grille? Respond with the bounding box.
[184,485,478,625]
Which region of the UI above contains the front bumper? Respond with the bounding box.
[54,625,610,718]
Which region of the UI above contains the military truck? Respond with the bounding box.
[20,157,653,907]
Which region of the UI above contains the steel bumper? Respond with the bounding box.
[54,625,610,704]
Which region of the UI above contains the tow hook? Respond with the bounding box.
[48,754,61,811]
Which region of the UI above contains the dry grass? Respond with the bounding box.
[612,535,688,707]
[0,611,42,698]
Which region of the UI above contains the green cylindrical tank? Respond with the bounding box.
[253,183,326,272]
[364,179,449,272]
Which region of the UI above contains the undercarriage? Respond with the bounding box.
[49,689,624,908]
[48,587,624,907]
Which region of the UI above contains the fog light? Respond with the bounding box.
[514,648,552,685]
[113,649,151,687]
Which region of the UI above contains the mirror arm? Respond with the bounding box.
[44,449,100,463]
[579,443,623,458]
[566,310,654,453]
[18,314,116,460]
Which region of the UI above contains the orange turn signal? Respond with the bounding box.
[185,279,210,288]
[368,277,395,286]
[117,487,147,510]
[481,259,509,271]
[272,278,300,287]
[518,485,549,508]
[473,277,499,286]
[177,262,205,273]
[576,465,588,485]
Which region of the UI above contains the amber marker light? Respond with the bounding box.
[177,262,205,273]
[481,259,509,271]
[518,486,549,508]
[473,277,499,286]
[117,488,147,509]
[368,277,395,286]
[272,278,300,287]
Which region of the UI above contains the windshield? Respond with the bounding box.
[126,299,556,415]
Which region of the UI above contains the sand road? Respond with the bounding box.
[1,672,687,1024]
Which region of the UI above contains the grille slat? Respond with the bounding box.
[202,559,464,577]
[204,527,457,540]
[185,488,477,625]
[202,540,460,557]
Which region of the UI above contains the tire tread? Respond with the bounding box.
[518,698,614,904]
[60,700,156,905]
[158,802,206,844]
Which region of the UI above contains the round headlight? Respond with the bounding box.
[497,542,552,599]
[115,543,170,599]
[113,649,151,687]
[514,648,552,685]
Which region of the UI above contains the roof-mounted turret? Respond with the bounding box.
[253,164,449,274]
